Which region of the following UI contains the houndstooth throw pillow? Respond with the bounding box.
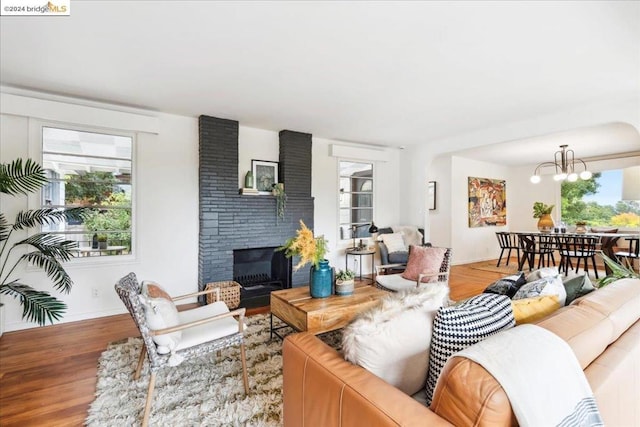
[424,293,515,405]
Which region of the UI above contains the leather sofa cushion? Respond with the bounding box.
[583,319,640,426]
[571,277,640,342]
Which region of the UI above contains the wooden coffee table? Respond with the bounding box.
[270,283,388,339]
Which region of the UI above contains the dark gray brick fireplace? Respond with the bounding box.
[198,115,314,307]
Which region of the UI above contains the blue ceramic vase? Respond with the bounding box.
[310,259,332,298]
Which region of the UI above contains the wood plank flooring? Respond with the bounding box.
[0,261,504,426]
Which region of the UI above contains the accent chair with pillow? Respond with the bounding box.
[115,273,250,427]
[375,246,451,292]
[376,226,426,273]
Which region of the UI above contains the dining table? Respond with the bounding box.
[509,231,639,274]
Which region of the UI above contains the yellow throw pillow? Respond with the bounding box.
[511,295,560,325]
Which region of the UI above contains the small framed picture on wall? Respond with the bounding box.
[428,181,437,210]
[252,160,279,194]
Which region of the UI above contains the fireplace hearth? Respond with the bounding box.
[233,247,292,308]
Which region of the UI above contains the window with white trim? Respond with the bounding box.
[339,161,374,242]
[41,126,133,257]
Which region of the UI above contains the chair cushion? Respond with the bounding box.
[376,273,423,292]
[380,232,406,253]
[511,295,561,324]
[139,282,182,354]
[425,293,515,405]
[342,284,449,395]
[401,246,446,283]
[176,301,239,351]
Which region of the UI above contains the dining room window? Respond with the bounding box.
[561,168,639,229]
[41,126,134,258]
[339,161,374,241]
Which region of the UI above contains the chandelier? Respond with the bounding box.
[530,144,592,183]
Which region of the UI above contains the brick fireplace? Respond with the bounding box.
[198,116,314,307]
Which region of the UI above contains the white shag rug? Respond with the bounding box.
[86,313,341,426]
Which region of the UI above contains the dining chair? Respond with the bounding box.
[614,237,639,272]
[517,233,556,271]
[114,272,250,427]
[555,234,599,278]
[495,232,520,267]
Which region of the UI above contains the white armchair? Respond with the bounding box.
[115,273,249,426]
[375,247,452,292]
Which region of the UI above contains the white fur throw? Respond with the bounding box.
[342,282,449,395]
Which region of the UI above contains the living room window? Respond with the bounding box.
[41,126,133,258]
[339,161,374,241]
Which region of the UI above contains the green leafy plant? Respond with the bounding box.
[272,183,287,220]
[0,158,83,325]
[82,192,131,249]
[335,269,355,282]
[533,202,554,218]
[598,252,640,287]
[97,234,108,242]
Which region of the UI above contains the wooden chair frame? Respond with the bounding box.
[115,273,249,427]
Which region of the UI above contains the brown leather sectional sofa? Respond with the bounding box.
[282,278,640,426]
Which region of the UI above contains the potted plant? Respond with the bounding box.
[335,269,355,296]
[97,234,108,249]
[575,221,588,234]
[532,202,555,233]
[0,158,83,326]
[598,252,639,287]
[272,183,287,220]
[277,220,331,298]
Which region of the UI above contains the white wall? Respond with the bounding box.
[0,92,403,331]
[1,106,200,332]
[312,137,402,273]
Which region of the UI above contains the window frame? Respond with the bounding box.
[28,119,137,264]
[338,159,375,242]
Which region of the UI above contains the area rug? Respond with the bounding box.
[469,260,520,275]
[86,314,341,426]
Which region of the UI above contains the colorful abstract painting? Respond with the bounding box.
[468,177,506,227]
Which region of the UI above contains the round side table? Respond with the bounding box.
[345,247,375,283]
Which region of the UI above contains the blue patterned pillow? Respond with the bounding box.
[425,294,515,405]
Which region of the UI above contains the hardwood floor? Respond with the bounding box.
[0,261,504,426]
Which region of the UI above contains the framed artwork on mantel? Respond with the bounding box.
[252,160,279,194]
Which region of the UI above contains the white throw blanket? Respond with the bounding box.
[456,324,603,427]
[391,225,423,247]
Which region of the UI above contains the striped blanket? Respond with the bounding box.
[456,324,603,427]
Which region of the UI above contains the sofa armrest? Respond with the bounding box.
[283,332,452,427]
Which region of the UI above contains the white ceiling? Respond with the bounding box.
[1,1,639,162]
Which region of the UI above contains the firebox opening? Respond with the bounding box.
[233,247,292,308]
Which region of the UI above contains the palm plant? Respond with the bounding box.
[1,158,82,325]
[598,251,640,287]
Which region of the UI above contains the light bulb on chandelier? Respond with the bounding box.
[530,145,591,184]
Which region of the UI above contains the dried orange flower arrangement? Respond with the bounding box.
[277,220,328,270]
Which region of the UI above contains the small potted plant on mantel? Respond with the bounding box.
[335,269,355,296]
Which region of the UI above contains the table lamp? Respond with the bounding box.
[351,222,379,249]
